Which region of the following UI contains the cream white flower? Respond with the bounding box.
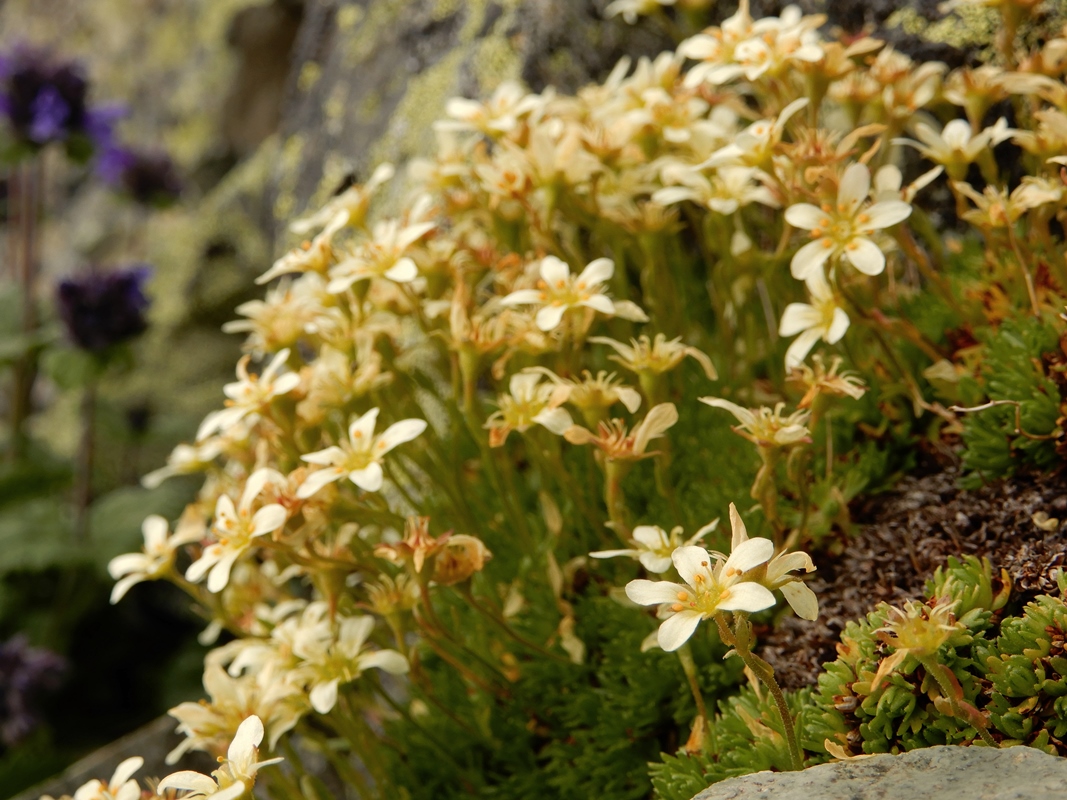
[297,408,427,498]
[625,539,776,651]
[591,519,718,573]
[108,513,205,604]
[894,118,1012,180]
[873,164,943,204]
[290,163,395,235]
[68,757,142,800]
[591,333,717,379]
[500,256,626,331]
[186,470,288,593]
[293,614,409,714]
[785,163,912,279]
[485,372,574,447]
[196,350,302,441]
[257,211,346,285]
[778,270,849,369]
[653,165,777,215]
[605,0,676,24]
[141,440,224,489]
[563,402,678,461]
[679,1,755,87]
[158,715,283,800]
[327,213,435,293]
[434,81,543,136]
[723,503,818,620]
[222,273,330,356]
[699,398,810,447]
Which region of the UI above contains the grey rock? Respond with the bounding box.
[11,716,214,800]
[692,745,1067,800]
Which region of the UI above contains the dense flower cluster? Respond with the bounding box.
[76,0,1067,794]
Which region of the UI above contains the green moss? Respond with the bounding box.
[886,6,998,54]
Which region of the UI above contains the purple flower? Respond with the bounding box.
[0,44,119,157]
[56,266,152,352]
[98,145,182,207]
[0,635,66,749]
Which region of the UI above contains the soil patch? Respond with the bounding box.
[758,467,1067,690]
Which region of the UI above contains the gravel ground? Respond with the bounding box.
[758,467,1067,689]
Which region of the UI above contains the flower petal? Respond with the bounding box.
[625,579,689,606]
[784,203,825,230]
[862,200,912,231]
[633,525,667,549]
[296,467,345,498]
[580,294,615,315]
[785,328,822,369]
[207,549,242,593]
[844,237,886,276]
[728,503,748,551]
[781,580,819,620]
[539,255,571,285]
[790,237,834,280]
[111,756,144,789]
[384,257,418,283]
[301,446,346,466]
[377,419,428,454]
[718,581,776,613]
[500,289,543,306]
[535,304,567,331]
[349,462,384,492]
[778,302,819,337]
[251,504,287,537]
[310,679,340,714]
[658,610,703,652]
[724,537,775,574]
[157,772,218,795]
[827,307,850,344]
[698,397,755,427]
[349,408,381,443]
[838,163,870,215]
[576,257,614,287]
[672,545,715,587]
[228,715,265,763]
[359,649,410,675]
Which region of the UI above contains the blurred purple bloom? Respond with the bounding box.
[56,266,152,352]
[0,635,66,749]
[28,85,69,142]
[0,43,116,154]
[98,145,182,207]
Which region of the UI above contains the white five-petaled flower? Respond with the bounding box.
[68,756,143,800]
[297,408,427,498]
[186,469,288,593]
[434,81,544,136]
[485,372,574,447]
[699,397,810,447]
[591,519,718,573]
[785,163,912,279]
[778,270,849,369]
[158,715,283,800]
[293,614,410,714]
[197,350,301,441]
[501,256,635,332]
[724,502,818,621]
[327,213,435,294]
[625,539,776,651]
[108,513,205,604]
[893,118,1012,180]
